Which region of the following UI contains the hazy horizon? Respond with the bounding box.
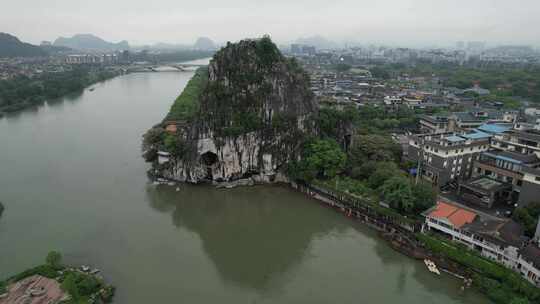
[3,0,540,48]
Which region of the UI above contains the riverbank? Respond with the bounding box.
[0,67,123,116]
[0,252,114,304]
[292,180,540,304]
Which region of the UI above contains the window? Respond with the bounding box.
[536,176,540,182]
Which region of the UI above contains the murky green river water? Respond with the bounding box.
[0,69,489,303]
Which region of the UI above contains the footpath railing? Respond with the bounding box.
[292,181,422,233]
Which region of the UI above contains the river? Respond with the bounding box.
[0,68,489,303]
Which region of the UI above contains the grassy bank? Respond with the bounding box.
[165,67,208,122]
[417,233,540,304]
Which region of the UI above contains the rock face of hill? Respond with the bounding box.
[0,33,48,58]
[143,37,317,184]
[53,34,129,51]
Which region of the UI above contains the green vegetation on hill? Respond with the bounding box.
[165,67,208,122]
[0,67,120,114]
[0,32,47,58]
[290,104,436,217]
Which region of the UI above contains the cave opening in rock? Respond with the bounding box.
[201,151,218,180]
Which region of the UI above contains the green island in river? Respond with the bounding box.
[0,251,114,304]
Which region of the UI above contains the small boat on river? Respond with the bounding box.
[424,259,441,275]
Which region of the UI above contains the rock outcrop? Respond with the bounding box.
[144,37,317,184]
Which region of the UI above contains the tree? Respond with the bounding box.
[46,251,62,269]
[61,273,80,300]
[380,176,415,213]
[291,139,346,181]
[0,281,6,294]
[510,297,530,304]
[350,161,378,180]
[349,134,401,166]
[513,202,540,237]
[367,162,401,188]
[412,183,436,212]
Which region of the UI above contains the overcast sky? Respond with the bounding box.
[3,0,540,47]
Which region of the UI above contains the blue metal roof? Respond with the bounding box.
[446,135,466,142]
[477,124,511,134]
[483,152,523,164]
[462,131,492,140]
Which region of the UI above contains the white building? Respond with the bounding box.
[424,201,523,269]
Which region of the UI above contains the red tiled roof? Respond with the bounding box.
[429,202,477,228]
[448,209,477,228]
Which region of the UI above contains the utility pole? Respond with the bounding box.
[415,142,424,186]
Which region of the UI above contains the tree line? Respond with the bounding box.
[0,67,119,114]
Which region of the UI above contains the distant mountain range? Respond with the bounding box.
[53,34,130,51]
[135,37,218,52]
[193,37,216,50]
[0,33,48,58]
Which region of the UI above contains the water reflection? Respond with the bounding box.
[146,184,346,291]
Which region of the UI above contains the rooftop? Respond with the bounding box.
[477,123,511,134]
[427,201,477,229]
[483,150,540,165]
[0,275,67,304]
[465,176,508,191]
[461,130,492,140]
[520,244,540,269]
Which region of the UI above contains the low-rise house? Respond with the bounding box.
[492,129,540,155]
[157,151,171,165]
[457,176,512,209]
[519,166,540,207]
[518,244,540,286]
[471,150,540,206]
[419,115,450,133]
[424,201,525,270]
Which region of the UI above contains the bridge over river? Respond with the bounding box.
[129,63,208,73]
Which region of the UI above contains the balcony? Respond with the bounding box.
[474,160,522,180]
